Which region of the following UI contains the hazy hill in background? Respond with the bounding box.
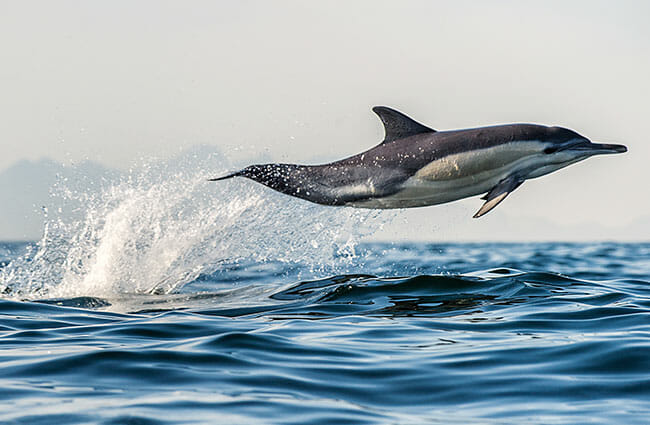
[0,159,120,241]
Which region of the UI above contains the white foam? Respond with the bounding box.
[0,149,388,299]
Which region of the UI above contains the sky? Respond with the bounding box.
[1,1,649,241]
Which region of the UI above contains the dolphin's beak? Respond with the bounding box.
[566,141,627,155]
[586,142,627,154]
[591,143,627,153]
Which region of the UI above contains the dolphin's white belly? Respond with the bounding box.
[347,143,549,209]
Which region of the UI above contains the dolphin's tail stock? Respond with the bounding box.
[209,164,302,195]
[209,163,347,206]
[209,164,297,183]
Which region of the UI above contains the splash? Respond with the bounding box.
[0,149,389,299]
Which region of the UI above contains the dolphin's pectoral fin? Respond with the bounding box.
[473,175,524,218]
[372,106,436,144]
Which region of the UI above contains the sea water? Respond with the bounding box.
[0,153,648,424]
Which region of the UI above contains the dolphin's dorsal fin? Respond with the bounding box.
[372,106,436,144]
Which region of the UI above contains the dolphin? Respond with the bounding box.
[211,106,627,218]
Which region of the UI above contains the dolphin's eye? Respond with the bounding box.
[544,147,558,154]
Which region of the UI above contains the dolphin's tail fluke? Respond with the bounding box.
[207,170,243,181]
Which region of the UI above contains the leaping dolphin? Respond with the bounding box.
[211,107,627,218]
